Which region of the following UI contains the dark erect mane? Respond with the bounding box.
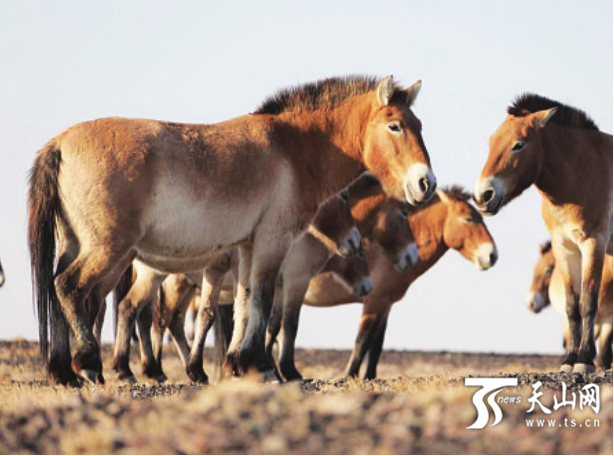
[508,93,599,131]
[255,75,404,115]
[442,184,472,202]
[411,184,472,212]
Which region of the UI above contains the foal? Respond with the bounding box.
[29,75,435,384]
[474,94,612,372]
[526,241,613,369]
[268,187,497,381]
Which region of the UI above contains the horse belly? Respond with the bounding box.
[137,186,265,272]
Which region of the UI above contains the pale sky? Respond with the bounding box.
[0,1,611,355]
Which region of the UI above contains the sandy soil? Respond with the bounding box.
[0,340,611,454]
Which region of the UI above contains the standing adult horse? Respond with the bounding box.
[474,94,612,373]
[29,75,436,384]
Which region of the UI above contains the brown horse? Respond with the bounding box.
[267,186,497,381]
[28,75,435,384]
[474,94,612,373]
[526,241,613,369]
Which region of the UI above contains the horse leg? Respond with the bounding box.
[555,249,582,372]
[54,249,124,384]
[345,312,381,378]
[168,284,195,371]
[574,240,605,372]
[147,277,190,381]
[185,296,198,343]
[238,238,290,378]
[277,278,310,382]
[137,300,166,382]
[596,322,613,370]
[265,280,284,365]
[186,269,225,384]
[92,297,106,347]
[364,310,390,380]
[224,245,252,376]
[86,285,107,384]
[48,294,76,385]
[113,266,165,382]
[150,298,166,373]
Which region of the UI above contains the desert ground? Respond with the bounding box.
[0,340,611,454]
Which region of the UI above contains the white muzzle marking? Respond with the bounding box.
[525,291,547,313]
[475,243,498,270]
[405,163,436,205]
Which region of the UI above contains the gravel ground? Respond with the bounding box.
[0,340,611,454]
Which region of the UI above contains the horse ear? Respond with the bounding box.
[377,75,394,106]
[540,241,552,254]
[531,107,557,129]
[404,80,422,107]
[436,189,451,204]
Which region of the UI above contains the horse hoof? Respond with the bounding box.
[262,369,282,384]
[119,374,138,384]
[573,363,595,374]
[187,367,209,385]
[79,369,101,385]
[154,374,167,384]
[559,364,573,373]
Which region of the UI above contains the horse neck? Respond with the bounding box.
[273,97,372,203]
[409,201,450,274]
[534,125,605,204]
[349,189,387,239]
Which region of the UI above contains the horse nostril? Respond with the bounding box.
[483,189,494,204]
[489,251,497,266]
[348,238,356,251]
[419,177,429,194]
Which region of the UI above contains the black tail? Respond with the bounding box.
[113,263,134,341]
[28,140,62,364]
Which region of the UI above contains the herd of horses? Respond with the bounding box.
[25,75,612,386]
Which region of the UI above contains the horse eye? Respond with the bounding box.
[464,216,473,223]
[511,140,525,152]
[387,123,402,133]
[401,209,409,217]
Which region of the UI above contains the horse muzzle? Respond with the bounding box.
[475,243,498,270]
[337,227,362,257]
[404,164,436,206]
[354,276,373,297]
[473,177,504,216]
[394,242,419,271]
[525,291,547,313]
